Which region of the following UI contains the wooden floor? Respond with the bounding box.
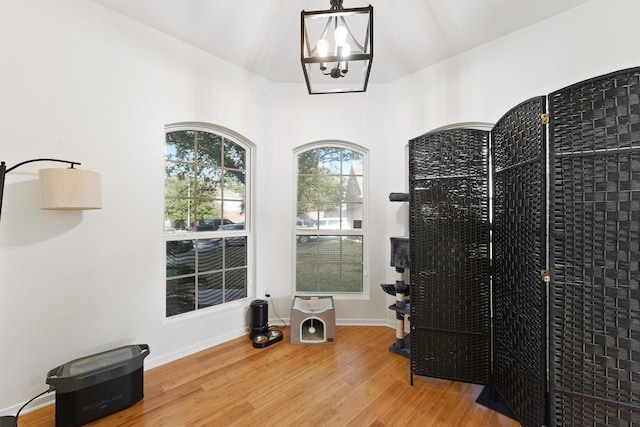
[20,326,520,426]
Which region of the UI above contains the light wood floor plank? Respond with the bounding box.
[19,326,521,426]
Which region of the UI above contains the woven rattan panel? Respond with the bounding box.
[549,67,640,426]
[409,129,490,385]
[492,97,547,427]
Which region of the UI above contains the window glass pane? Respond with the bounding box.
[318,147,341,174]
[165,205,194,231]
[197,132,222,166]
[342,236,363,262]
[341,237,363,292]
[166,241,195,276]
[222,222,245,231]
[197,166,221,200]
[165,164,194,198]
[222,207,243,225]
[165,164,195,232]
[297,175,319,215]
[296,264,317,292]
[297,209,320,229]
[343,203,363,229]
[193,200,223,231]
[298,149,318,174]
[225,269,247,302]
[166,277,195,316]
[339,264,363,292]
[296,234,318,245]
[224,170,246,195]
[166,131,195,162]
[224,139,246,170]
[165,203,196,232]
[297,238,317,262]
[222,170,245,223]
[317,264,341,290]
[321,238,342,262]
[225,241,247,268]
[342,175,363,203]
[317,218,346,230]
[198,272,222,308]
[296,217,316,230]
[342,150,364,175]
[318,264,345,292]
[197,239,223,272]
[318,176,341,206]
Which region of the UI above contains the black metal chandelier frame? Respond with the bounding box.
[301,0,373,94]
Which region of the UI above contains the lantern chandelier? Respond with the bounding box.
[301,0,373,94]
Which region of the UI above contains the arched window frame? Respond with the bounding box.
[164,122,255,319]
[293,140,369,299]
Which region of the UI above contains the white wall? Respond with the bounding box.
[0,0,270,414]
[0,0,638,416]
[256,82,392,325]
[387,0,640,142]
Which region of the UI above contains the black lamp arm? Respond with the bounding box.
[4,158,81,174]
[0,158,82,222]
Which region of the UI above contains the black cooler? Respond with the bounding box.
[46,344,150,427]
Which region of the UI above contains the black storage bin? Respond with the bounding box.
[46,344,150,427]
[249,299,269,339]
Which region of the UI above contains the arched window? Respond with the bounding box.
[164,122,253,317]
[294,142,367,294]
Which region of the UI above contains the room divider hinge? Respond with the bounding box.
[541,113,549,124]
[541,270,551,282]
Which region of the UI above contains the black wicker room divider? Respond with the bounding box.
[492,97,547,427]
[549,68,640,425]
[409,129,491,385]
[406,66,639,426]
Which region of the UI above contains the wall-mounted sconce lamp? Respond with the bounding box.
[0,158,102,222]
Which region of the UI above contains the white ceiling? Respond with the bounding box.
[90,0,592,84]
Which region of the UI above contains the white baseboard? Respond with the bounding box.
[144,327,248,370]
[0,390,55,419]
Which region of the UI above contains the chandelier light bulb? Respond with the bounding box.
[340,60,349,74]
[316,39,329,57]
[340,42,351,58]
